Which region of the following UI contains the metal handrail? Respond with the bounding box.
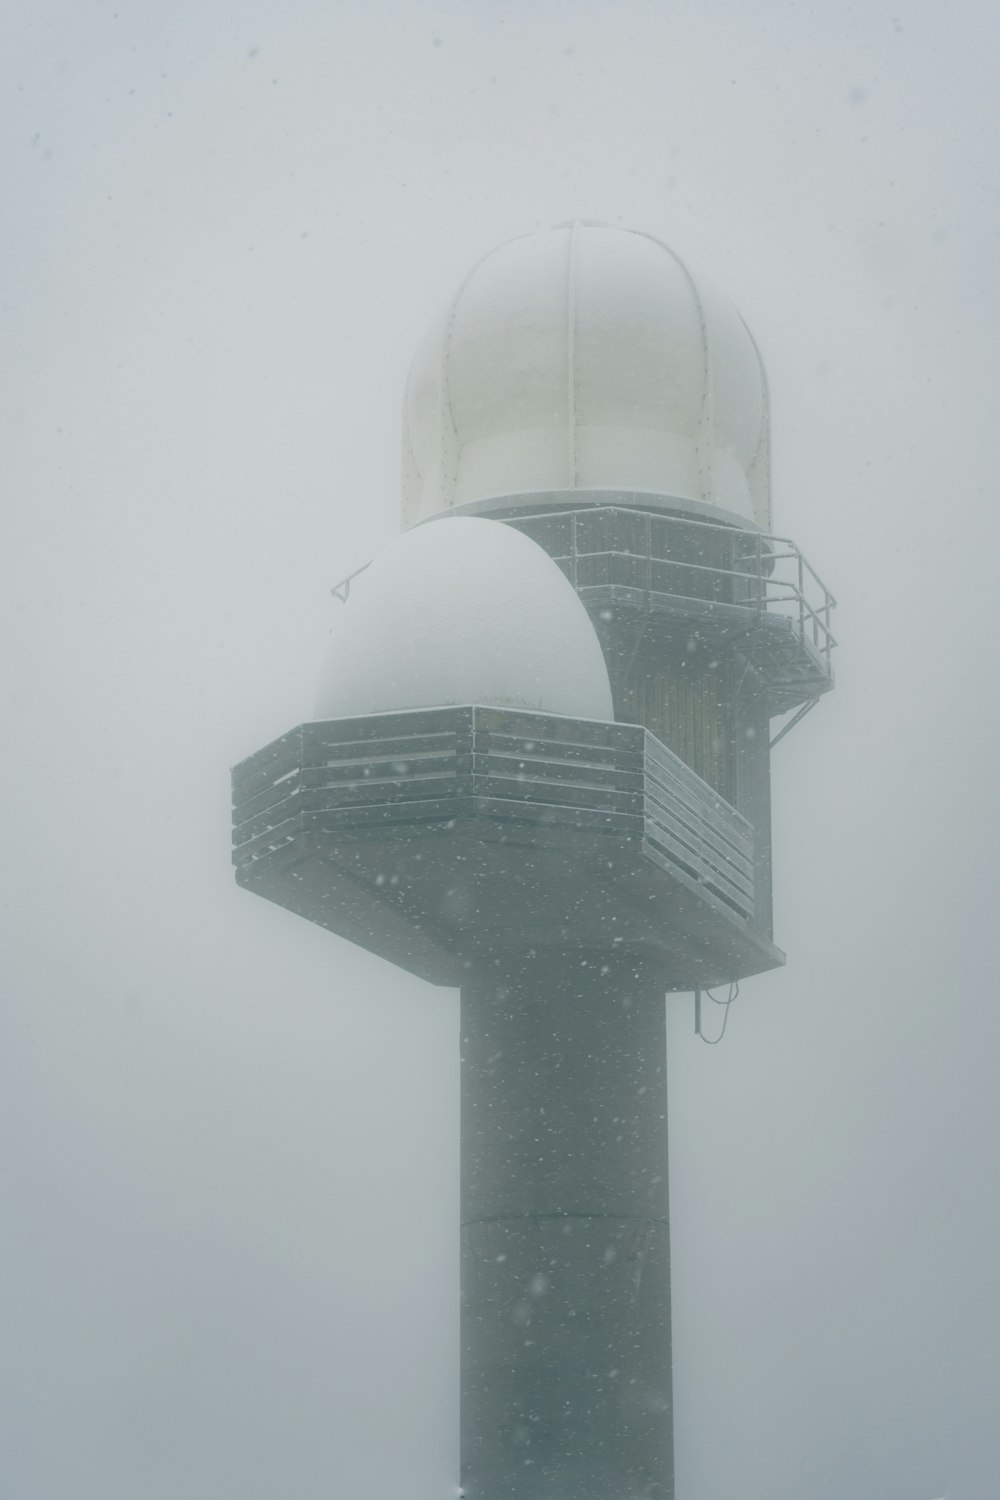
[329,505,837,673]
[516,503,839,606]
[512,505,837,672]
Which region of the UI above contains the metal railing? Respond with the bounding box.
[509,506,837,678]
[232,706,758,929]
[329,506,837,677]
[643,729,755,923]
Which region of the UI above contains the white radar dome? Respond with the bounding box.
[404,221,770,529]
[316,516,614,722]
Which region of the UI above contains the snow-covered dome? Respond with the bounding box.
[315,516,614,722]
[403,221,770,529]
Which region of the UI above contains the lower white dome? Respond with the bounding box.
[316,516,614,722]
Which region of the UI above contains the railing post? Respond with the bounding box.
[646,512,652,595]
[571,510,578,590]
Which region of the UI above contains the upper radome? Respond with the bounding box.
[403,222,771,530]
[316,516,614,723]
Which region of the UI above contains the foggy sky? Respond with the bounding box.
[3,2,1000,1496]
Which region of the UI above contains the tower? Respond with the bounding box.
[232,223,835,1499]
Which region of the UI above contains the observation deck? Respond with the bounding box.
[232,706,783,991]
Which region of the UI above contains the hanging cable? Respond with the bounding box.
[695,981,740,1045]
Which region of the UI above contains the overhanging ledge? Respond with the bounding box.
[231,706,784,990]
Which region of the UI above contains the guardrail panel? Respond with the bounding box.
[642,730,756,923]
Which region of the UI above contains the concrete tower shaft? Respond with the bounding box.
[461,951,671,1500]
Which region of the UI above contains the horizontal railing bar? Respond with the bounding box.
[548,549,769,585]
[473,796,644,835]
[513,503,823,568]
[643,760,753,853]
[232,753,306,804]
[293,796,640,840]
[236,771,304,823]
[578,579,835,647]
[307,726,466,754]
[476,753,643,789]
[237,775,644,829]
[235,771,721,838]
[514,504,826,584]
[640,836,753,922]
[305,770,461,800]
[483,725,635,751]
[482,742,641,774]
[310,747,460,773]
[482,774,641,813]
[644,735,754,831]
[236,756,646,824]
[304,798,476,834]
[513,504,836,607]
[235,776,465,840]
[644,805,754,898]
[513,504,763,540]
[642,773,753,868]
[643,770,752,858]
[472,708,640,746]
[480,739,641,766]
[233,811,305,862]
[569,548,832,614]
[642,828,754,919]
[644,782,754,882]
[555,554,834,640]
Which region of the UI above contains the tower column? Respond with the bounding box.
[460,950,673,1500]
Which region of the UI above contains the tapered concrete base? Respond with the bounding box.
[460,951,672,1500]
